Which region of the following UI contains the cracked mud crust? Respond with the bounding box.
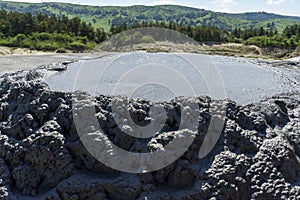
[0,68,299,199]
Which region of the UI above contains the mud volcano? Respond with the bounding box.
[0,64,300,199]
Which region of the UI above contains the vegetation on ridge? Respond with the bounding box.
[0,3,299,57]
[111,22,300,48]
[0,10,107,52]
[0,1,300,32]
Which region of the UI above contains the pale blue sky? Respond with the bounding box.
[4,0,300,16]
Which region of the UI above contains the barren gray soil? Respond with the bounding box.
[44,52,300,104]
[0,54,299,199]
[0,53,113,77]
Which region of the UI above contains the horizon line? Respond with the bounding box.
[1,0,300,17]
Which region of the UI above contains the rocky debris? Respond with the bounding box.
[0,69,300,199]
[37,61,76,72]
[272,60,300,69]
[0,158,10,200]
[252,59,300,71]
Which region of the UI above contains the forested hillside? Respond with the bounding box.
[0,1,299,32]
[0,1,299,56]
[111,22,300,48]
[0,10,107,52]
[0,8,299,53]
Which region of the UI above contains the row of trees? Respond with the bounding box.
[110,21,231,42]
[0,9,299,51]
[110,21,300,48]
[0,9,107,43]
[0,9,108,52]
[283,24,300,38]
[232,27,277,40]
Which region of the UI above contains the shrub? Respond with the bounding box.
[10,34,27,46]
[68,42,87,52]
[35,42,58,51]
[245,35,292,48]
[53,33,73,43]
[15,34,27,41]
[34,32,52,41]
[56,48,67,53]
[77,36,89,44]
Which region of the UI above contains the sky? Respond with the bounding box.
[3,0,300,16]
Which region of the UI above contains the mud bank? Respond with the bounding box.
[0,67,300,199]
[44,52,300,104]
[0,52,114,77]
[251,57,300,71]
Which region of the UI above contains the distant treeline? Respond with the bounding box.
[0,9,107,52]
[0,9,299,52]
[110,21,231,42]
[110,21,300,48]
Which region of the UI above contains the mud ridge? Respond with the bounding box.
[0,69,299,199]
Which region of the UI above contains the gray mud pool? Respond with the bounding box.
[44,52,300,104]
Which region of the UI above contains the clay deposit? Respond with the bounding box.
[44,52,300,104]
[0,52,114,77]
[0,60,300,199]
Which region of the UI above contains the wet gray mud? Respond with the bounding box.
[0,53,114,77]
[45,52,300,104]
[0,55,300,199]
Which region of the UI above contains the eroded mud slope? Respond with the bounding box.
[0,68,300,199]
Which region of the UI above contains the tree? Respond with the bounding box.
[80,22,95,40]
[37,21,49,32]
[23,13,36,34]
[95,28,107,43]
[69,17,81,36]
[259,27,265,36]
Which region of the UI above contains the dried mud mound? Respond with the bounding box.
[0,69,300,200]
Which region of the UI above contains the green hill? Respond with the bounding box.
[0,1,300,32]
